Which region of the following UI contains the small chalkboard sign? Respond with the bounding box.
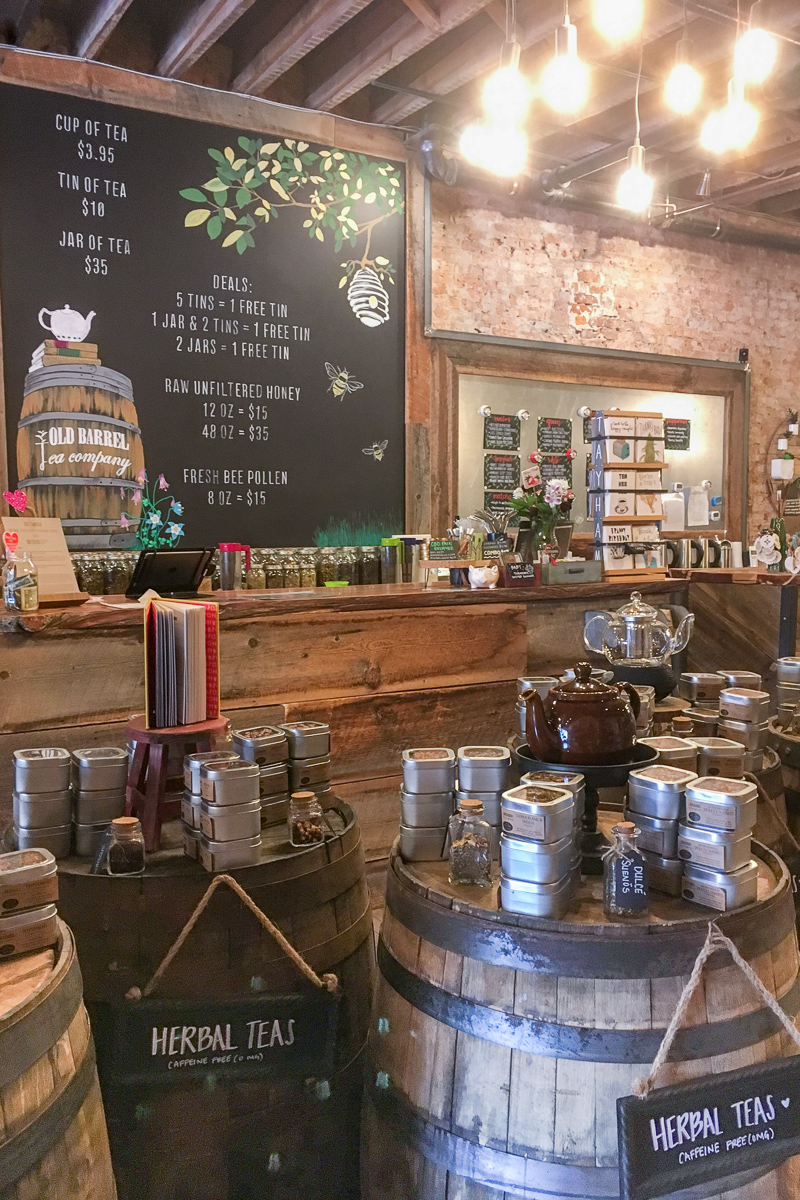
[539,455,573,487]
[618,1055,800,1200]
[583,415,593,444]
[484,453,520,490]
[483,491,514,519]
[606,849,649,914]
[664,419,691,450]
[483,533,511,560]
[537,416,572,455]
[107,991,340,1088]
[428,538,457,561]
[483,414,521,451]
[501,561,540,587]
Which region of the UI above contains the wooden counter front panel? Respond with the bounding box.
[687,582,782,694]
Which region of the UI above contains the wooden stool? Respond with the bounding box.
[126,716,228,851]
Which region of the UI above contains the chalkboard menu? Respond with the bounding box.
[483,453,520,490]
[537,416,572,454]
[539,455,573,487]
[483,414,520,451]
[664,418,691,450]
[483,491,514,520]
[0,84,405,547]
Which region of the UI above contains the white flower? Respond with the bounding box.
[148,511,162,526]
[754,532,781,565]
[512,488,524,499]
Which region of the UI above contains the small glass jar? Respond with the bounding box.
[337,547,359,585]
[298,549,318,588]
[246,549,266,590]
[360,546,381,585]
[283,550,301,589]
[104,553,129,595]
[70,553,84,591]
[264,550,285,589]
[3,547,39,612]
[448,799,492,888]
[603,821,649,920]
[317,548,338,585]
[288,790,324,847]
[80,553,105,595]
[106,816,146,875]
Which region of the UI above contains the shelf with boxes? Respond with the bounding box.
[589,411,669,575]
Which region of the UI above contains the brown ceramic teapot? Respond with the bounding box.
[524,661,640,765]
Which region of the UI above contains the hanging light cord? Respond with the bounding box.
[634,39,643,141]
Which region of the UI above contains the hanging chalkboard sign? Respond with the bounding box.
[483,454,520,490]
[539,455,573,487]
[664,419,691,450]
[483,491,514,519]
[583,415,593,443]
[107,990,340,1088]
[483,414,520,451]
[537,416,572,454]
[0,83,405,549]
[618,1055,800,1200]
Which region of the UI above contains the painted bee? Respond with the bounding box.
[362,440,388,462]
[325,362,364,399]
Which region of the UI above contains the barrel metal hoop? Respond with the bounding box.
[19,476,140,489]
[378,938,800,1064]
[17,411,141,435]
[0,1041,97,1193]
[0,940,83,1090]
[23,365,134,400]
[385,855,795,978]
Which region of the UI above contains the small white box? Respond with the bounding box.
[636,416,664,438]
[591,437,634,467]
[591,492,636,518]
[634,522,661,542]
[591,414,636,438]
[635,492,664,518]
[603,546,634,570]
[598,521,634,544]
[635,470,663,491]
[635,438,665,464]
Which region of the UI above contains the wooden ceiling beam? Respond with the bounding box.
[157,0,259,78]
[399,0,441,33]
[231,0,375,94]
[305,0,492,111]
[75,0,135,59]
[761,186,800,214]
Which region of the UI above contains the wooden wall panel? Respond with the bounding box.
[687,582,782,695]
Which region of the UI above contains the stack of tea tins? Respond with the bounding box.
[72,747,128,858]
[499,775,579,919]
[678,776,759,911]
[13,749,72,859]
[182,750,239,860]
[399,749,456,861]
[717,682,770,773]
[279,722,331,805]
[232,726,289,825]
[198,759,262,871]
[0,847,59,958]
[625,763,698,895]
[456,746,511,852]
[776,659,800,725]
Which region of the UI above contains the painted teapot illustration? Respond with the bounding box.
[38,305,96,342]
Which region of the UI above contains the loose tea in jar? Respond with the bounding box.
[106,816,146,875]
[603,821,648,920]
[448,798,492,888]
[288,790,324,847]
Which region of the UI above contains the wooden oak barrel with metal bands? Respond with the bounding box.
[0,919,116,1200]
[362,839,800,1200]
[16,366,144,526]
[768,720,800,845]
[751,747,796,858]
[58,802,374,1200]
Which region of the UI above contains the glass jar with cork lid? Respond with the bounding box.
[448,798,492,888]
[288,790,324,847]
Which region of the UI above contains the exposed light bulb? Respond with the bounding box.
[700,108,730,154]
[483,41,531,123]
[617,139,653,212]
[541,17,590,113]
[734,27,778,84]
[592,0,643,42]
[664,38,703,115]
[459,121,528,178]
[723,76,760,149]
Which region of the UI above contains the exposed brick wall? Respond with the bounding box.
[431,185,800,536]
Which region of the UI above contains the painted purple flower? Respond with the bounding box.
[158,474,168,491]
[137,469,146,486]
[133,489,142,504]
[120,514,130,528]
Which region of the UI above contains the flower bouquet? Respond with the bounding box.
[121,471,186,550]
[508,468,574,565]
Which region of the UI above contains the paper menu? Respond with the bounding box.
[0,517,79,597]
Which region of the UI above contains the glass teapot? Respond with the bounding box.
[584,591,694,666]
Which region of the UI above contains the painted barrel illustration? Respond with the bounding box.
[16,365,144,535]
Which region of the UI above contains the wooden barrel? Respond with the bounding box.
[0,919,116,1199]
[363,831,800,1200]
[752,746,796,856]
[16,365,144,533]
[768,719,800,843]
[58,802,373,1200]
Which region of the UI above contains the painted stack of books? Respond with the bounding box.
[30,339,101,371]
[588,411,667,575]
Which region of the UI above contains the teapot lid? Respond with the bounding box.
[615,590,668,626]
[553,661,618,698]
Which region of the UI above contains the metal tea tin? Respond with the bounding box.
[183,826,201,860]
[500,833,574,884]
[718,688,770,724]
[636,737,698,773]
[501,784,573,844]
[402,749,457,795]
[0,848,58,915]
[259,763,290,798]
[776,658,800,685]
[515,698,527,737]
[627,765,698,821]
[401,790,454,829]
[14,748,71,795]
[677,823,752,872]
[181,794,202,830]
[279,721,330,759]
[199,833,262,872]
[681,859,758,911]
[74,789,126,825]
[12,790,72,830]
[500,872,571,919]
[717,719,768,751]
[200,760,260,806]
[232,726,288,765]
[717,670,762,690]
[743,749,764,774]
[0,903,59,957]
[685,709,719,738]
[200,799,262,842]
[14,823,71,859]
[633,685,656,729]
[520,770,586,821]
[288,756,331,790]
[73,821,111,858]
[457,746,511,793]
[517,676,558,699]
[777,681,800,708]
[72,746,128,792]
[777,701,797,728]
[624,811,678,858]
[184,751,240,794]
[641,851,683,897]
[679,673,723,704]
[684,777,758,832]
[689,738,745,778]
[399,823,449,862]
[260,795,290,827]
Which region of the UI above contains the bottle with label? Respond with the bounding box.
[448,798,492,888]
[2,536,38,613]
[603,821,649,919]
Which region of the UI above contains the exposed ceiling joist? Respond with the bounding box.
[399,0,441,34]
[158,0,258,78]
[231,0,374,95]
[761,186,800,214]
[75,0,135,59]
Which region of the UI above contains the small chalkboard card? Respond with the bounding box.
[664,419,691,450]
[537,416,572,455]
[539,455,573,487]
[482,534,511,560]
[483,491,514,519]
[618,1055,800,1200]
[500,562,540,587]
[484,454,520,490]
[107,991,340,1088]
[428,538,457,561]
[606,848,649,915]
[483,414,521,451]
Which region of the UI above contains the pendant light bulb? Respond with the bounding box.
[723,76,760,149]
[592,0,643,42]
[734,1,778,84]
[700,108,730,154]
[664,38,703,115]
[459,120,528,178]
[617,139,653,212]
[483,40,531,123]
[541,16,590,113]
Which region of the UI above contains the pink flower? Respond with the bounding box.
[120,514,130,528]
[158,474,168,491]
[133,489,142,504]
[136,469,146,486]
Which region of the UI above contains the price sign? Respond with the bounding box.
[500,562,540,586]
[483,454,520,490]
[483,491,514,520]
[537,416,572,454]
[483,414,521,451]
[428,538,457,561]
[664,419,691,450]
[539,455,573,486]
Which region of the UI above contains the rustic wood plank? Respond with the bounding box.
[332,774,401,860]
[594,1063,642,1168]
[451,1024,511,1150]
[74,0,136,59]
[593,978,651,1030]
[158,0,258,78]
[554,1057,595,1167]
[508,1049,556,1160]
